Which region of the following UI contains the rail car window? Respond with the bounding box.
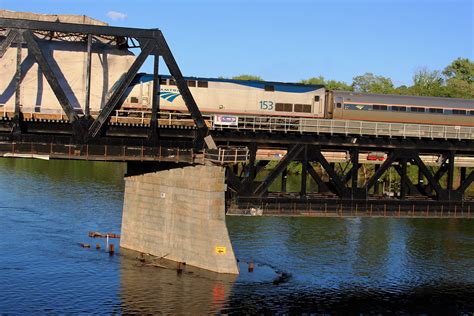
[373,105,387,111]
[264,85,274,92]
[294,104,312,113]
[198,81,208,88]
[169,79,177,86]
[336,102,342,108]
[452,109,467,115]
[130,97,139,104]
[410,107,425,113]
[275,103,293,112]
[429,108,443,114]
[187,80,196,87]
[159,78,167,85]
[470,111,474,115]
[314,96,320,102]
[391,106,406,112]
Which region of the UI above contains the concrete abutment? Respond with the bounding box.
[120,163,239,274]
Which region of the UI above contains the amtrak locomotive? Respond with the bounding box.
[122,74,474,127]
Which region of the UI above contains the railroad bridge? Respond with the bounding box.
[1,16,473,274]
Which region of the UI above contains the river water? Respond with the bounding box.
[0,158,473,314]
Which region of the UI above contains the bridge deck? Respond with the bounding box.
[0,110,473,141]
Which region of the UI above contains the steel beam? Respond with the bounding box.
[0,29,17,58]
[457,171,474,194]
[155,32,209,146]
[84,34,92,117]
[23,30,80,123]
[307,163,329,192]
[460,167,466,183]
[351,149,359,192]
[281,167,287,193]
[301,145,308,196]
[12,35,22,136]
[312,148,349,197]
[254,144,303,196]
[226,168,244,193]
[0,17,157,39]
[394,164,420,196]
[365,150,400,190]
[410,151,445,199]
[373,164,380,195]
[447,151,455,190]
[243,143,257,186]
[149,54,160,142]
[88,39,154,138]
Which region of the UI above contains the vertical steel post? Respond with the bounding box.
[400,158,407,199]
[84,34,92,117]
[351,149,359,197]
[418,166,423,184]
[447,151,455,191]
[460,167,466,184]
[300,145,308,196]
[149,54,160,142]
[281,167,287,193]
[13,36,22,134]
[374,164,380,195]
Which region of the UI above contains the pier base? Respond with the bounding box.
[120,164,239,274]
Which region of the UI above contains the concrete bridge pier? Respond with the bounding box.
[120,163,239,274]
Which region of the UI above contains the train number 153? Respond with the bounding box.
[259,101,274,111]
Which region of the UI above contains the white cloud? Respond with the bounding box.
[106,11,127,21]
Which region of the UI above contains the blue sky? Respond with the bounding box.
[1,0,472,86]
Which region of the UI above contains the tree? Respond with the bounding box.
[300,75,353,91]
[443,57,474,83]
[442,58,474,98]
[231,74,263,81]
[411,67,445,97]
[352,73,394,94]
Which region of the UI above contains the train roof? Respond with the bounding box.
[135,73,324,93]
[333,90,474,109]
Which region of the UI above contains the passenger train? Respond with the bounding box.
[122,74,474,127]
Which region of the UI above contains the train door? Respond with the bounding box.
[312,89,326,117]
[333,95,344,119]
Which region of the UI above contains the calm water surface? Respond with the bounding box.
[0,158,473,314]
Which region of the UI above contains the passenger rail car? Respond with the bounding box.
[122,74,474,127]
[332,91,474,126]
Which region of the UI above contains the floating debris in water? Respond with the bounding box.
[88,232,120,238]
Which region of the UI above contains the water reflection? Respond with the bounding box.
[0,158,474,313]
[119,250,237,314]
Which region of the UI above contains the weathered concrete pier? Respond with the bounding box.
[121,164,239,274]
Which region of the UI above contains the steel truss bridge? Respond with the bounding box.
[0,17,473,218]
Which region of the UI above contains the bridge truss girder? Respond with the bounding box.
[0,17,209,147]
[226,144,473,203]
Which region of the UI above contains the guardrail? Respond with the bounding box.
[1,107,473,141]
[204,146,249,165]
[210,114,474,141]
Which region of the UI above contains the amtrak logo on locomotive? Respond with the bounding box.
[160,88,181,102]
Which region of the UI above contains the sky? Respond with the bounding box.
[1,0,472,86]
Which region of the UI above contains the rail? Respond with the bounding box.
[0,106,473,141]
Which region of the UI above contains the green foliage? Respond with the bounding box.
[231,74,264,81]
[442,58,474,99]
[300,57,472,99]
[352,72,395,94]
[410,67,445,97]
[443,57,474,83]
[300,76,353,91]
